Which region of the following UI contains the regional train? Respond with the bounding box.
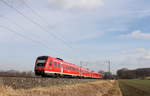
[34,56,103,79]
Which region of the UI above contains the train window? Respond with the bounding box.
[36,60,46,67]
[73,68,75,71]
[68,66,70,70]
[37,60,46,63]
[54,62,57,67]
[57,63,61,67]
[36,63,45,67]
[49,61,53,66]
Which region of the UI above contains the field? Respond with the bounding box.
[0,77,122,96]
[2,77,150,96]
[119,80,150,96]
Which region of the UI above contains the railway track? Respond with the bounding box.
[0,76,99,89]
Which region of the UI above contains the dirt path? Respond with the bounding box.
[0,80,122,96]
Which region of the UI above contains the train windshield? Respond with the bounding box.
[36,56,48,67]
[36,60,46,67]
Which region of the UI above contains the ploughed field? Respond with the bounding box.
[0,77,122,96]
[119,80,150,96]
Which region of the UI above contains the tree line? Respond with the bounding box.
[0,70,34,77]
[117,68,150,79]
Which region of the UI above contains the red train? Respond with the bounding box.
[34,56,103,79]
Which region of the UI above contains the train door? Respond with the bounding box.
[60,62,63,74]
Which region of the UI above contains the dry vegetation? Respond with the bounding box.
[144,77,150,80]
[0,77,97,89]
[0,80,122,96]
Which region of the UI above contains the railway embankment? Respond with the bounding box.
[0,78,122,96]
[0,77,98,89]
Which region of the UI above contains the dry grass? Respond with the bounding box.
[0,80,122,96]
[145,77,150,80]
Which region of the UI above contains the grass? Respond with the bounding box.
[119,80,150,96]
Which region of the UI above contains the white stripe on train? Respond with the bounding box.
[44,71,99,78]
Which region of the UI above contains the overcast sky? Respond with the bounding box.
[0,0,150,73]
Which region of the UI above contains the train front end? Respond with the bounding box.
[34,56,48,76]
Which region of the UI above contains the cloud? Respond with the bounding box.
[143,56,150,60]
[122,48,149,54]
[121,48,150,60]
[113,48,150,70]
[135,10,150,17]
[48,0,103,9]
[121,30,150,39]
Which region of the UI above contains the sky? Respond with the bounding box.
[0,0,150,73]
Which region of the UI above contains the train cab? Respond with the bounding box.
[34,56,48,76]
[34,56,63,77]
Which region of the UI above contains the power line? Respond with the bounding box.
[0,15,66,55]
[0,15,60,51]
[21,0,50,27]
[0,0,81,62]
[21,0,73,48]
[0,16,78,62]
[0,16,44,41]
[0,25,61,55]
[0,0,73,49]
